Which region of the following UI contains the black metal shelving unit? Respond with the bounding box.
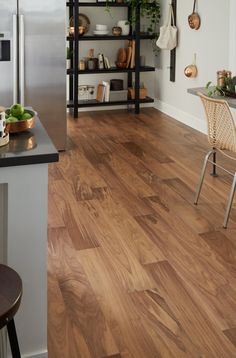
[66,0,155,118]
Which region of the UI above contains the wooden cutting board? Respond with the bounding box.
[126,45,132,68]
[0,106,5,113]
[117,48,127,63]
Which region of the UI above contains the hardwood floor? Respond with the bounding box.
[48,108,236,357]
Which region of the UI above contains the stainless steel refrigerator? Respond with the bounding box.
[0,0,66,150]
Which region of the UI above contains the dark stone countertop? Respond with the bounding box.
[0,116,59,168]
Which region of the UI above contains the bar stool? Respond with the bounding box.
[0,264,22,358]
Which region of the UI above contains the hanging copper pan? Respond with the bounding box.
[188,0,201,30]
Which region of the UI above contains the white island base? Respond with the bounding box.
[0,163,48,358]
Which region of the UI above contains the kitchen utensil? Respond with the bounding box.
[184,54,198,78]
[6,109,36,133]
[188,0,201,30]
[126,45,132,68]
[116,62,127,69]
[96,24,108,31]
[112,26,122,36]
[117,48,127,63]
[69,14,90,34]
[93,30,109,35]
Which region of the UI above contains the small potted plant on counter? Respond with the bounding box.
[206,75,236,98]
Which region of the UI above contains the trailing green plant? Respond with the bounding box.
[206,76,236,97]
[126,0,161,35]
[106,0,161,53]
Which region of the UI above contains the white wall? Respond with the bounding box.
[155,0,231,133]
[229,0,236,74]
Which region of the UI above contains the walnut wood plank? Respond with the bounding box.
[48,108,236,357]
[48,228,119,358]
[146,261,236,357]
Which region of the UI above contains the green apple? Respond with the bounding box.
[10,104,24,118]
[21,112,32,120]
[6,116,18,123]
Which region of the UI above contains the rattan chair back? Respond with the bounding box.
[198,92,236,152]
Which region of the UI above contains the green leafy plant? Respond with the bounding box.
[206,76,236,97]
[106,0,161,52]
[126,0,161,35]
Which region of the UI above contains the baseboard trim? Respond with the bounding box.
[67,103,154,113]
[154,99,207,134]
[22,350,48,358]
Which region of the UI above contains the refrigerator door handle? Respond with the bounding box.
[19,14,25,106]
[13,14,18,103]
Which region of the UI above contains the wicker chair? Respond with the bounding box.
[194,92,236,228]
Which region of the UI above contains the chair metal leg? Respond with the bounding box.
[211,150,218,177]
[194,150,215,205]
[223,173,236,229]
[7,319,21,358]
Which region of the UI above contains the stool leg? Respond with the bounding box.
[7,319,21,358]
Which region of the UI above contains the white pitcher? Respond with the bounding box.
[117,20,130,36]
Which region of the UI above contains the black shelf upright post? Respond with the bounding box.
[73,0,79,117]
[69,0,74,102]
[170,0,177,82]
[127,6,133,89]
[135,2,141,114]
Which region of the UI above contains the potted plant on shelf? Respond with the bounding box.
[106,0,161,52]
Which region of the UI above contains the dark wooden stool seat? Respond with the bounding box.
[0,264,22,358]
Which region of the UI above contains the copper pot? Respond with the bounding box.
[188,0,201,30]
[184,64,198,78]
[184,54,198,78]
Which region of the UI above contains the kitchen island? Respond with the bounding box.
[0,117,58,358]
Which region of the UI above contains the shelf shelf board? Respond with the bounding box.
[66,34,155,41]
[66,1,129,6]
[67,97,154,108]
[67,66,155,75]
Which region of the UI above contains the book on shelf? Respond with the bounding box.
[96,81,110,102]
[102,81,110,102]
[104,56,111,69]
[96,84,105,102]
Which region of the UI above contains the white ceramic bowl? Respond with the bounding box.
[93,30,109,35]
[96,24,108,31]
